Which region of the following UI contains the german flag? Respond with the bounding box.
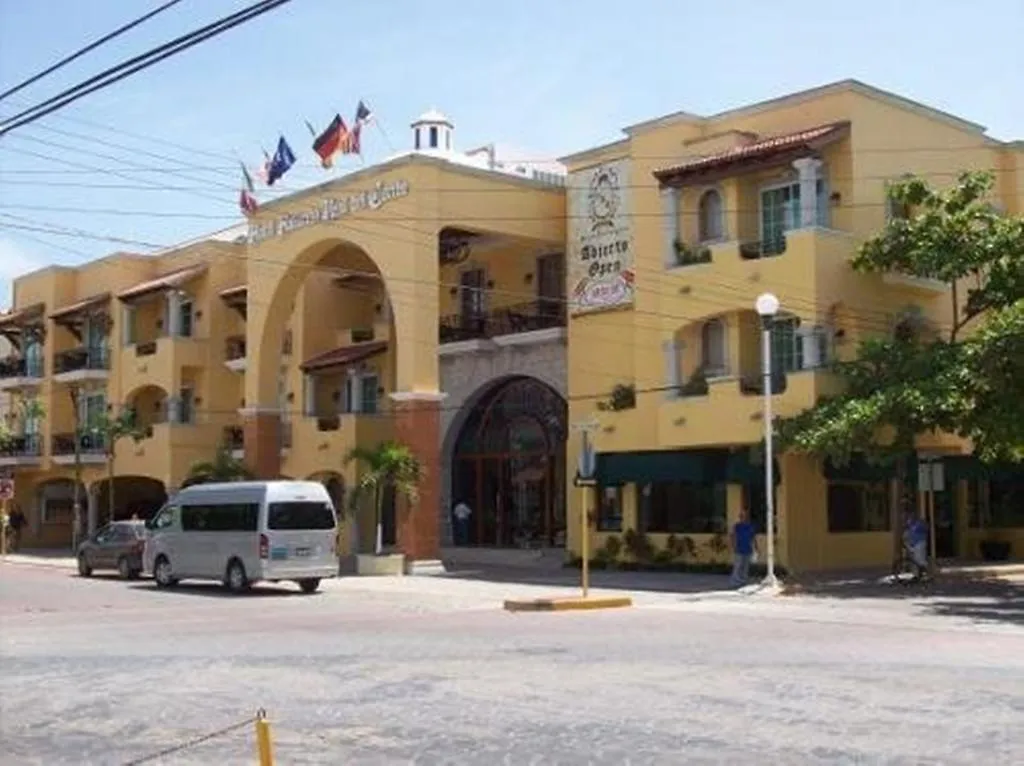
[311,114,349,168]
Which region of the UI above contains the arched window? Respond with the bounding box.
[698,189,724,242]
[700,319,727,376]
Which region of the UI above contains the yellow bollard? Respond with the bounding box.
[255,709,274,766]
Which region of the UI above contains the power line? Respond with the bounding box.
[0,0,294,136]
[0,0,185,103]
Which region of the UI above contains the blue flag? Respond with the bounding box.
[266,136,295,186]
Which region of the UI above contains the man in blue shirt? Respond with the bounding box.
[903,511,929,578]
[729,509,759,587]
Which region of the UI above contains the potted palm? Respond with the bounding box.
[345,440,421,576]
[182,443,254,488]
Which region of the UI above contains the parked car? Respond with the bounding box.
[77,520,148,579]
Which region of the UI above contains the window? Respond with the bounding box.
[596,485,623,532]
[81,392,106,430]
[771,317,802,373]
[698,189,724,242]
[826,481,891,533]
[360,374,379,414]
[429,126,438,148]
[267,501,336,530]
[642,481,727,534]
[178,299,194,338]
[178,387,195,424]
[414,128,421,150]
[459,268,486,319]
[342,376,355,414]
[23,338,43,376]
[979,479,1024,529]
[180,503,259,532]
[700,319,727,376]
[150,506,176,530]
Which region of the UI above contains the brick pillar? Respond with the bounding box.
[391,393,443,569]
[242,409,281,479]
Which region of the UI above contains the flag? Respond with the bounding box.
[347,121,362,155]
[311,114,348,168]
[239,188,258,216]
[354,100,373,125]
[240,162,255,194]
[257,148,271,185]
[266,136,295,186]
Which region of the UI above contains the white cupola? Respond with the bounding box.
[411,108,454,153]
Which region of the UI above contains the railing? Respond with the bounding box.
[223,425,244,451]
[0,433,42,458]
[0,356,43,379]
[225,335,246,361]
[51,431,107,456]
[316,414,341,432]
[738,372,789,396]
[135,340,158,357]
[53,346,109,374]
[439,299,566,344]
[739,235,787,260]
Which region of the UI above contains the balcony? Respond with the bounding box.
[51,432,107,465]
[439,300,566,354]
[120,335,206,396]
[738,236,788,261]
[53,346,110,384]
[0,357,44,390]
[0,434,43,466]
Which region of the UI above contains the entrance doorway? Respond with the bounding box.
[451,377,567,548]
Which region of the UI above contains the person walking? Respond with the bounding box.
[8,504,26,552]
[729,509,758,587]
[452,500,472,546]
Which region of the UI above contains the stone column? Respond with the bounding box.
[390,391,445,574]
[792,157,823,228]
[241,407,282,479]
[166,291,181,337]
[662,339,682,399]
[660,187,680,267]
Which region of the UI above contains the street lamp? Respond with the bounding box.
[754,292,780,589]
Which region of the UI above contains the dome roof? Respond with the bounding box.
[411,108,453,127]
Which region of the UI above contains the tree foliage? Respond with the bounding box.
[778,171,1024,465]
[345,440,422,556]
[182,443,254,488]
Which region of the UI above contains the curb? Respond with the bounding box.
[0,556,78,570]
[503,595,634,612]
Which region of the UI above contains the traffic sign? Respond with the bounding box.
[0,478,14,501]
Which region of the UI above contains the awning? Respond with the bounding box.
[50,293,111,322]
[300,340,387,373]
[942,456,1024,482]
[118,264,207,302]
[219,285,247,300]
[653,121,850,186]
[596,448,780,486]
[0,302,45,345]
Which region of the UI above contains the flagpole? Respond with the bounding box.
[361,94,395,152]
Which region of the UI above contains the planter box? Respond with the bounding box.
[979,540,1012,562]
[356,553,405,576]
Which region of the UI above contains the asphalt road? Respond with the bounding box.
[1,563,1023,765]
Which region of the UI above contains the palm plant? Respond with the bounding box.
[182,443,253,488]
[345,440,422,556]
[93,408,150,525]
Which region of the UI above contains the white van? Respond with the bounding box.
[143,480,338,594]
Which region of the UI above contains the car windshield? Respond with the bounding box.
[267,501,335,530]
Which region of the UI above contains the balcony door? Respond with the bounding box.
[459,268,486,331]
[536,254,564,320]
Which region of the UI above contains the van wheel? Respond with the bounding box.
[77,554,93,577]
[225,559,249,593]
[298,578,321,594]
[154,556,177,588]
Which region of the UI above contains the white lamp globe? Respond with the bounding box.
[755,292,780,318]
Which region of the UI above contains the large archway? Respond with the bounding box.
[449,376,567,548]
[92,475,167,524]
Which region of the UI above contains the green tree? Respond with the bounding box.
[345,440,422,556]
[92,408,149,525]
[182,443,254,488]
[778,171,1024,560]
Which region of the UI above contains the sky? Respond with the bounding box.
[0,0,1022,308]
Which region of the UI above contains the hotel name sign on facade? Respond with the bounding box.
[247,179,411,244]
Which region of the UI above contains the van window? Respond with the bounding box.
[267,501,335,530]
[151,506,176,530]
[181,503,259,532]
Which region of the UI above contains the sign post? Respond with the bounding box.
[572,419,599,598]
[917,455,945,574]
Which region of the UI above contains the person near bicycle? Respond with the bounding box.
[902,511,929,578]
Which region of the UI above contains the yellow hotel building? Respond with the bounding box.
[2,80,1022,571]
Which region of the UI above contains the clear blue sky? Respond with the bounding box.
[1,0,1022,308]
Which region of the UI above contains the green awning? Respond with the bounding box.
[943,456,1024,482]
[596,448,780,486]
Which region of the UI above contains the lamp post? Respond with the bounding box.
[572,418,599,599]
[754,292,780,589]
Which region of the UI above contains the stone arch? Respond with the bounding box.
[697,187,724,242]
[443,375,567,548]
[91,475,167,524]
[123,383,170,426]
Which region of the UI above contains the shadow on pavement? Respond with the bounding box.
[124,581,320,599]
[438,564,736,596]
[788,570,1024,626]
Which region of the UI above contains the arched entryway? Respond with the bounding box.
[33,478,87,548]
[450,376,567,548]
[92,475,167,524]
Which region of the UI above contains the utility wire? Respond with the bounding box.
[0,0,293,136]
[0,0,185,103]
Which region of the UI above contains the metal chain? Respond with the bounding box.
[122,715,255,766]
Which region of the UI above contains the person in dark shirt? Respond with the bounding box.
[8,504,26,552]
[729,509,758,587]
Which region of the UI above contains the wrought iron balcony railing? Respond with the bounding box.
[439,299,566,344]
[0,433,42,458]
[53,346,110,374]
[0,356,44,379]
[51,431,108,456]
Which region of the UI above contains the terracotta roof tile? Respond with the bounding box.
[50,293,111,321]
[653,121,849,182]
[300,340,387,373]
[118,264,207,301]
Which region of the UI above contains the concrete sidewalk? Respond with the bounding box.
[1,551,78,569]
